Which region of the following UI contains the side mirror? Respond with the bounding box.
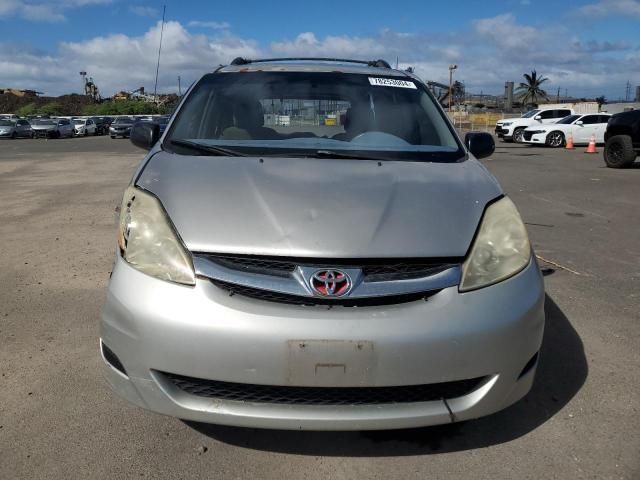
[534,115,542,121]
[130,122,160,150]
[465,132,495,159]
[575,120,583,125]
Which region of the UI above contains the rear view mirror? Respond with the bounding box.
[465,132,495,159]
[130,122,160,150]
[534,115,542,120]
[575,120,583,125]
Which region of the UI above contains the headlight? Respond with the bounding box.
[501,122,512,126]
[460,197,531,292]
[117,186,195,285]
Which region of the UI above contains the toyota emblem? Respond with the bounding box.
[310,270,351,297]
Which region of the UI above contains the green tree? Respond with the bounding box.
[16,103,37,117]
[81,100,173,116]
[37,102,63,116]
[515,70,549,105]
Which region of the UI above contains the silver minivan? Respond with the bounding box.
[101,58,545,430]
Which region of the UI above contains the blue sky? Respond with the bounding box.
[1,0,639,99]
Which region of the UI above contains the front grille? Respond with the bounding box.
[210,278,439,307]
[362,262,454,281]
[523,131,533,141]
[202,254,296,277]
[160,371,487,406]
[198,253,459,282]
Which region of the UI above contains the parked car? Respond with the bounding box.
[109,116,135,138]
[0,114,20,121]
[72,117,97,136]
[101,57,544,431]
[523,113,611,147]
[92,116,112,135]
[495,108,574,143]
[135,115,170,136]
[30,118,73,138]
[603,109,640,168]
[156,115,170,134]
[0,119,32,138]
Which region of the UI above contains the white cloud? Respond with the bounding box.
[129,5,158,17]
[579,0,640,16]
[0,0,111,22]
[0,15,637,99]
[188,20,230,29]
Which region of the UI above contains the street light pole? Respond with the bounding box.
[448,64,457,113]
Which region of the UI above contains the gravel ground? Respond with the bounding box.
[0,135,638,479]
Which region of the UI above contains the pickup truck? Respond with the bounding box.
[603,110,640,168]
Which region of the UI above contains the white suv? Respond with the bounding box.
[495,108,573,143]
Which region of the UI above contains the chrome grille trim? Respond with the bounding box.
[193,255,461,300]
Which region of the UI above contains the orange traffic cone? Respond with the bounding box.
[565,133,574,150]
[585,134,597,153]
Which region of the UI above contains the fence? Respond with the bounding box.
[447,112,521,133]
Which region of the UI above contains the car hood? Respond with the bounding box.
[31,124,56,130]
[136,153,503,258]
[112,123,133,128]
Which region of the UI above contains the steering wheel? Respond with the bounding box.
[350,131,410,146]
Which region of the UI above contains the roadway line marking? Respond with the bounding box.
[536,255,586,276]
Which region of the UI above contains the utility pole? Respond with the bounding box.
[153,5,166,105]
[178,76,182,97]
[625,81,631,101]
[557,87,560,103]
[79,71,86,95]
[448,64,457,113]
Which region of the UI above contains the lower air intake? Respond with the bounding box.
[159,372,487,406]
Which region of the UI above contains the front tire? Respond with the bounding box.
[545,131,565,148]
[513,128,525,143]
[604,135,636,168]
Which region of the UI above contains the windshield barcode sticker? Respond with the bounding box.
[368,77,417,89]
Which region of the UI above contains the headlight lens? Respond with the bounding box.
[501,122,512,126]
[117,186,195,285]
[460,197,531,292]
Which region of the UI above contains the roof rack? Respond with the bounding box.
[229,57,392,69]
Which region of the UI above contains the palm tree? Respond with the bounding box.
[515,70,549,105]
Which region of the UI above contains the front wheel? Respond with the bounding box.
[513,128,525,143]
[604,135,636,168]
[545,131,565,148]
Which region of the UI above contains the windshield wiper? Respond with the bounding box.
[169,139,247,157]
[311,150,392,161]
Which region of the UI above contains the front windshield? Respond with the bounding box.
[0,120,13,126]
[32,119,54,125]
[521,109,540,118]
[73,118,85,124]
[114,117,133,124]
[557,115,580,124]
[165,71,463,161]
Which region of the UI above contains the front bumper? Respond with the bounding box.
[101,255,545,430]
[110,128,131,137]
[33,129,55,138]
[495,125,512,138]
[524,132,546,144]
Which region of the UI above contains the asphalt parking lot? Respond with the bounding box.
[0,135,638,479]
